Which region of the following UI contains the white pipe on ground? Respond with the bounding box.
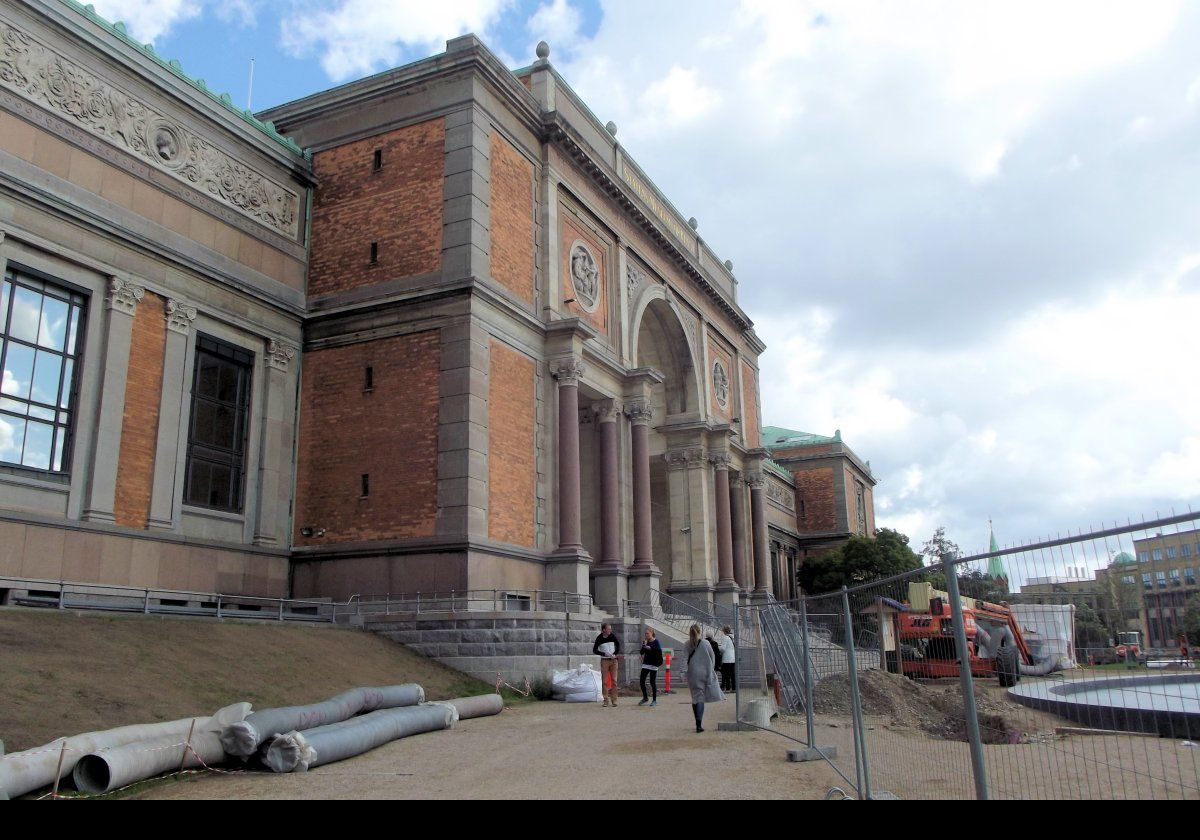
[0,703,249,800]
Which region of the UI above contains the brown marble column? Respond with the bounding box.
[595,399,621,567]
[730,473,748,589]
[552,357,585,553]
[712,454,736,585]
[626,398,655,569]
[747,471,770,594]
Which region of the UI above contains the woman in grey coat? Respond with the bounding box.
[685,623,724,732]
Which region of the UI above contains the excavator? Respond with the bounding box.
[894,582,1060,686]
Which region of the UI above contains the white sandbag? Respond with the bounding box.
[551,664,602,702]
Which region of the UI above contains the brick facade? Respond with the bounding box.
[294,331,441,544]
[740,359,760,448]
[791,465,837,533]
[487,340,536,547]
[489,133,535,305]
[113,292,166,528]
[307,118,445,297]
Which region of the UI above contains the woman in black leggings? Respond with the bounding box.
[638,627,664,706]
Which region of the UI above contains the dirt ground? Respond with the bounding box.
[135,693,846,800]
[0,608,494,751]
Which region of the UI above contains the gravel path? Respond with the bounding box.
[136,692,844,800]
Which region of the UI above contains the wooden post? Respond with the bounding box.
[51,740,68,797]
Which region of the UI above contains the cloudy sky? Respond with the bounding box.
[86,0,1200,566]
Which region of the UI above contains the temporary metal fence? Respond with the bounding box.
[734,511,1200,800]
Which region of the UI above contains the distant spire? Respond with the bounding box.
[986,519,1008,589]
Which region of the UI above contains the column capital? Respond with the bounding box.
[623,397,654,426]
[709,452,733,471]
[266,338,298,372]
[594,398,622,424]
[164,298,198,335]
[106,276,145,316]
[551,356,586,385]
[745,471,766,490]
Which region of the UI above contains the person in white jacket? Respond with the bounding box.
[717,625,736,692]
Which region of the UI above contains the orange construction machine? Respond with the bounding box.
[896,582,1049,687]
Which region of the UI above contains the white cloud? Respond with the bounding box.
[638,66,722,130]
[88,0,204,44]
[280,0,512,81]
[528,0,583,53]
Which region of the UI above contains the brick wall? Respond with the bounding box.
[489,133,535,304]
[791,465,838,534]
[560,210,608,336]
[307,118,445,297]
[740,360,761,449]
[113,292,165,528]
[294,331,440,544]
[488,340,535,547]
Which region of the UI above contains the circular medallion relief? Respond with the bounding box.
[148,120,185,168]
[569,241,600,313]
[713,360,730,409]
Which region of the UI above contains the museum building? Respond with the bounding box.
[0,0,871,613]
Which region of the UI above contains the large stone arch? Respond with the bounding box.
[630,292,700,419]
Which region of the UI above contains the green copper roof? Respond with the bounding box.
[1111,551,1136,566]
[986,526,1008,581]
[64,1,305,156]
[762,458,793,481]
[761,425,842,449]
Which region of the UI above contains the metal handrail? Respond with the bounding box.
[339,588,596,617]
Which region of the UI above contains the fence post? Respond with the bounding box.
[143,588,151,615]
[278,599,284,621]
[216,594,222,620]
[734,601,741,726]
[58,581,65,610]
[840,586,871,800]
[943,554,990,801]
[385,593,390,616]
[799,596,816,747]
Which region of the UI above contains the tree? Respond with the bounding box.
[798,527,922,596]
[1098,573,1141,639]
[920,526,961,565]
[1183,593,1200,647]
[1074,603,1111,649]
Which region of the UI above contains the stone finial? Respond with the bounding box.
[536,41,551,60]
[688,217,698,230]
[605,121,618,136]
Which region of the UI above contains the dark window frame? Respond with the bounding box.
[0,263,88,475]
[183,333,254,513]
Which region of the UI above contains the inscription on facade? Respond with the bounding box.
[620,163,687,244]
[0,18,300,238]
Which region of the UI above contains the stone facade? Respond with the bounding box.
[0,5,788,618]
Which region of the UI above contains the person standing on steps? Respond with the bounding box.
[638,627,664,706]
[593,623,622,707]
[686,623,724,732]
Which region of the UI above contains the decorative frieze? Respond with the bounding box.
[665,446,705,470]
[265,338,297,372]
[106,276,144,315]
[626,262,645,299]
[0,18,300,238]
[766,475,796,512]
[551,356,586,385]
[164,297,197,334]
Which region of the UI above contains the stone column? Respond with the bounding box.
[625,398,660,604]
[712,453,739,610]
[553,357,585,553]
[596,399,621,567]
[147,298,197,530]
[83,277,144,523]
[591,399,627,612]
[730,473,749,592]
[547,357,590,594]
[747,471,772,598]
[253,339,298,546]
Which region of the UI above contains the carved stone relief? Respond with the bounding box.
[712,359,729,409]
[164,297,197,334]
[626,261,645,299]
[0,18,300,238]
[265,339,297,372]
[106,276,144,315]
[568,241,599,312]
[766,476,796,512]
